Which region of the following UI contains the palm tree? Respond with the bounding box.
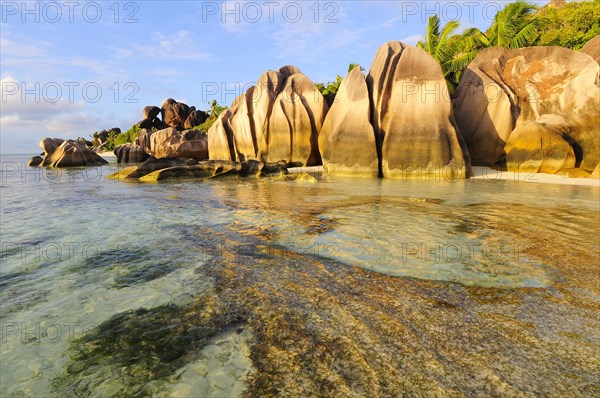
[486,1,545,48]
[419,2,546,91]
[417,15,461,71]
[417,15,464,93]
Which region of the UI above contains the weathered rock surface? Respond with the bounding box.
[134,129,154,153]
[184,110,209,129]
[27,156,43,167]
[581,35,600,64]
[107,157,199,181]
[162,99,190,128]
[149,128,208,161]
[40,139,108,167]
[139,161,242,183]
[40,138,65,156]
[319,67,378,176]
[590,163,600,178]
[371,42,470,178]
[454,46,600,172]
[320,42,470,178]
[114,143,150,163]
[505,115,576,174]
[209,66,328,166]
[143,106,161,120]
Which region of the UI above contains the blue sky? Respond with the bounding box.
[1,0,545,153]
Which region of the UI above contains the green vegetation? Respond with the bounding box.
[114,125,142,147]
[537,0,600,49]
[91,125,143,151]
[418,1,599,92]
[192,99,228,132]
[316,64,363,97]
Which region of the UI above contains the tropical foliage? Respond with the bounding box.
[316,64,363,97]
[537,0,600,49]
[418,1,548,92]
[193,100,228,132]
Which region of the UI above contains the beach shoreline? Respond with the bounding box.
[287,165,600,187]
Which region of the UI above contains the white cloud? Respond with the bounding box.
[0,75,129,153]
[127,31,211,61]
[401,34,423,46]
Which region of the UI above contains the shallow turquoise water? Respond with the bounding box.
[1,154,599,396]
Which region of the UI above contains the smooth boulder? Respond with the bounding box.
[184,110,209,129]
[454,46,600,172]
[505,115,576,174]
[40,139,108,167]
[209,66,328,166]
[149,128,208,161]
[318,66,378,176]
[114,143,150,163]
[320,42,470,178]
[143,106,161,120]
[581,35,600,64]
[28,156,43,167]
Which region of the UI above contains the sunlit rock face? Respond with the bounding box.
[581,34,600,64]
[114,143,149,164]
[454,46,600,173]
[319,41,471,179]
[36,138,108,167]
[318,66,379,177]
[149,127,209,161]
[208,65,328,166]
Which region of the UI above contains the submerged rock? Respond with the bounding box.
[138,161,242,183]
[107,157,198,181]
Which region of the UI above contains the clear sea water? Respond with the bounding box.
[1,153,599,397]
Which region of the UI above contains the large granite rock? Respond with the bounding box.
[504,115,576,174]
[454,46,600,172]
[143,106,161,120]
[319,42,470,178]
[318,67,378,176]
[162,99,190,128]
[370,42,469,178]
[135,129,154,153]
[27,156,43,167]
[114,143,150,163]
[40,139,108,167]
[149,127,208,161]
[184,110,209,129]
[581,35,600,65]
[40,137,65,156]
[209,66,328,166]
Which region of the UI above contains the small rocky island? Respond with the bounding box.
[30,37,600,182]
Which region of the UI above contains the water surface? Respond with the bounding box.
[1,154,599,397]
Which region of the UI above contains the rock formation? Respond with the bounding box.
[114,143,150,163]
[454,46,600,174]
[149,127,209,161]
[36,138,108,167]
[581,35,600,65]
[318,66,378,176]
[209,66,328,166]
[320,42,470,178]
